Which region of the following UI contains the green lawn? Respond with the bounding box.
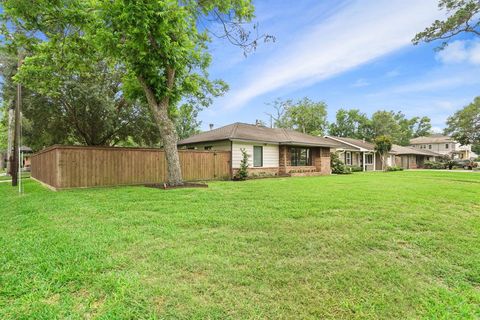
[1,172,479,319]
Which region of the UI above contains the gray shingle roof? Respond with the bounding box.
[178,123,340,147]
[391,144,441,156]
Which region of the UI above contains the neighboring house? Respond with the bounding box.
[177,122,340,177]
[390,145,440,169]
[325,136,443,170]
[324,136,381,171]
[0,146,33,172]
[410,134,477,160]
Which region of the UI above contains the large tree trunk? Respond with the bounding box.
[138,71,183,186]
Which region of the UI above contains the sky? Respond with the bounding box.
[200,0,480,132]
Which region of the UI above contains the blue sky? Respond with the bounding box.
[201,0,480,132]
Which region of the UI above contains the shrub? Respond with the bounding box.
[347,165,363,172]
[233,148,249,180]
[424,161,446,169]
[331,153,351,174]
[386,166,404,172]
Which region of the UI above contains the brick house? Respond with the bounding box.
[178,122,339,177]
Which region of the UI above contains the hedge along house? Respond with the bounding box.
[324,136,381,171]
[177,122,340,177]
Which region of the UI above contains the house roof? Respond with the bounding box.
[391,144,441,156]
[324,136,375,151]
[178,123,340,147]
[410,134,453,144]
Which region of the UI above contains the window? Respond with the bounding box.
[345,152,352,165]
[204,146,212,150]
[365,154,374,165]
[429,145,432,149]
[253,146,263,167]
[290,147,312,166]
[445,144,449,149]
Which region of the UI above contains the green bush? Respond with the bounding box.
[347,165,363,172]
[386,166,404,172]
[233,148,249,180]
[331,153,352,174]
[424,161,446,169]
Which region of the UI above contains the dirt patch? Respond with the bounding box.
[145,182,208,190]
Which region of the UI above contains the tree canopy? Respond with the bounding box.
[444,96,480,147]
[329,109,431,145]
[413,0,480,48]
[2,0,269,185]
[267,98,328,135]
[328,109,371,139]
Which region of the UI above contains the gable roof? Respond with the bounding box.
[178,123,340,147]
[325,136,375,151]
[410,134,453,144]
[391,144,441,156]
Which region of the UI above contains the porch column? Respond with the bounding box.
[373,152,376,171]
[362,152,366,171]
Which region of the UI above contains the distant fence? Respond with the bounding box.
[31,145,231,189]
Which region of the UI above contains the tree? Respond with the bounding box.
[329,109,372,139]
[370,111,432,145]
[174,104,202,140]
[2,0,270,186]
[0,49,160,150]
[233,148,249,181]
[370,111,401,142]
[374,135,392,171]
[444,96,480,147]
[268,97,328,135]
[413,0,480,48]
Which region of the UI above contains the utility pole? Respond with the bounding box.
[11,52,22,187]
[6,107,14,174]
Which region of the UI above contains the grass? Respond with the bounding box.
[0,172,30,181]
[1,171,479,319]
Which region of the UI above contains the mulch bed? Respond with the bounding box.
[144,182,208,190]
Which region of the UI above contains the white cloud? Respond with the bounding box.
[352,78,370,87]
[222,0,442,110]
[436,40,480,65]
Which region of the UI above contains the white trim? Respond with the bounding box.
[325,136,371,152]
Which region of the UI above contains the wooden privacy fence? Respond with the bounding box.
[31,145,231,189]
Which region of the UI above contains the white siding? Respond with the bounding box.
[232,141,279,168]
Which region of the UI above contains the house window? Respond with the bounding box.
[345,152,352,165]
[204,146,212,150]
[253,146,263,167]
[365,154,374,165]
[290,147,312,166]
[429,145,432,149]
[445,144,449,149]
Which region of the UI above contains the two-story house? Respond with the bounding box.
[410,134,476,160]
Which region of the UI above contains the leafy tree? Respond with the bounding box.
[329,109,372,139]
[2,0,270,186]
[444,96,480,147]
[175,104,202,140]
[268,97,328,135]
[374,135,392,171]
[370,111,401,142]
[413,0,480,48]
[370,111,432,145]
[0,49,160,150]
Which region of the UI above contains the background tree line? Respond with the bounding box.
[266,97,433,146]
